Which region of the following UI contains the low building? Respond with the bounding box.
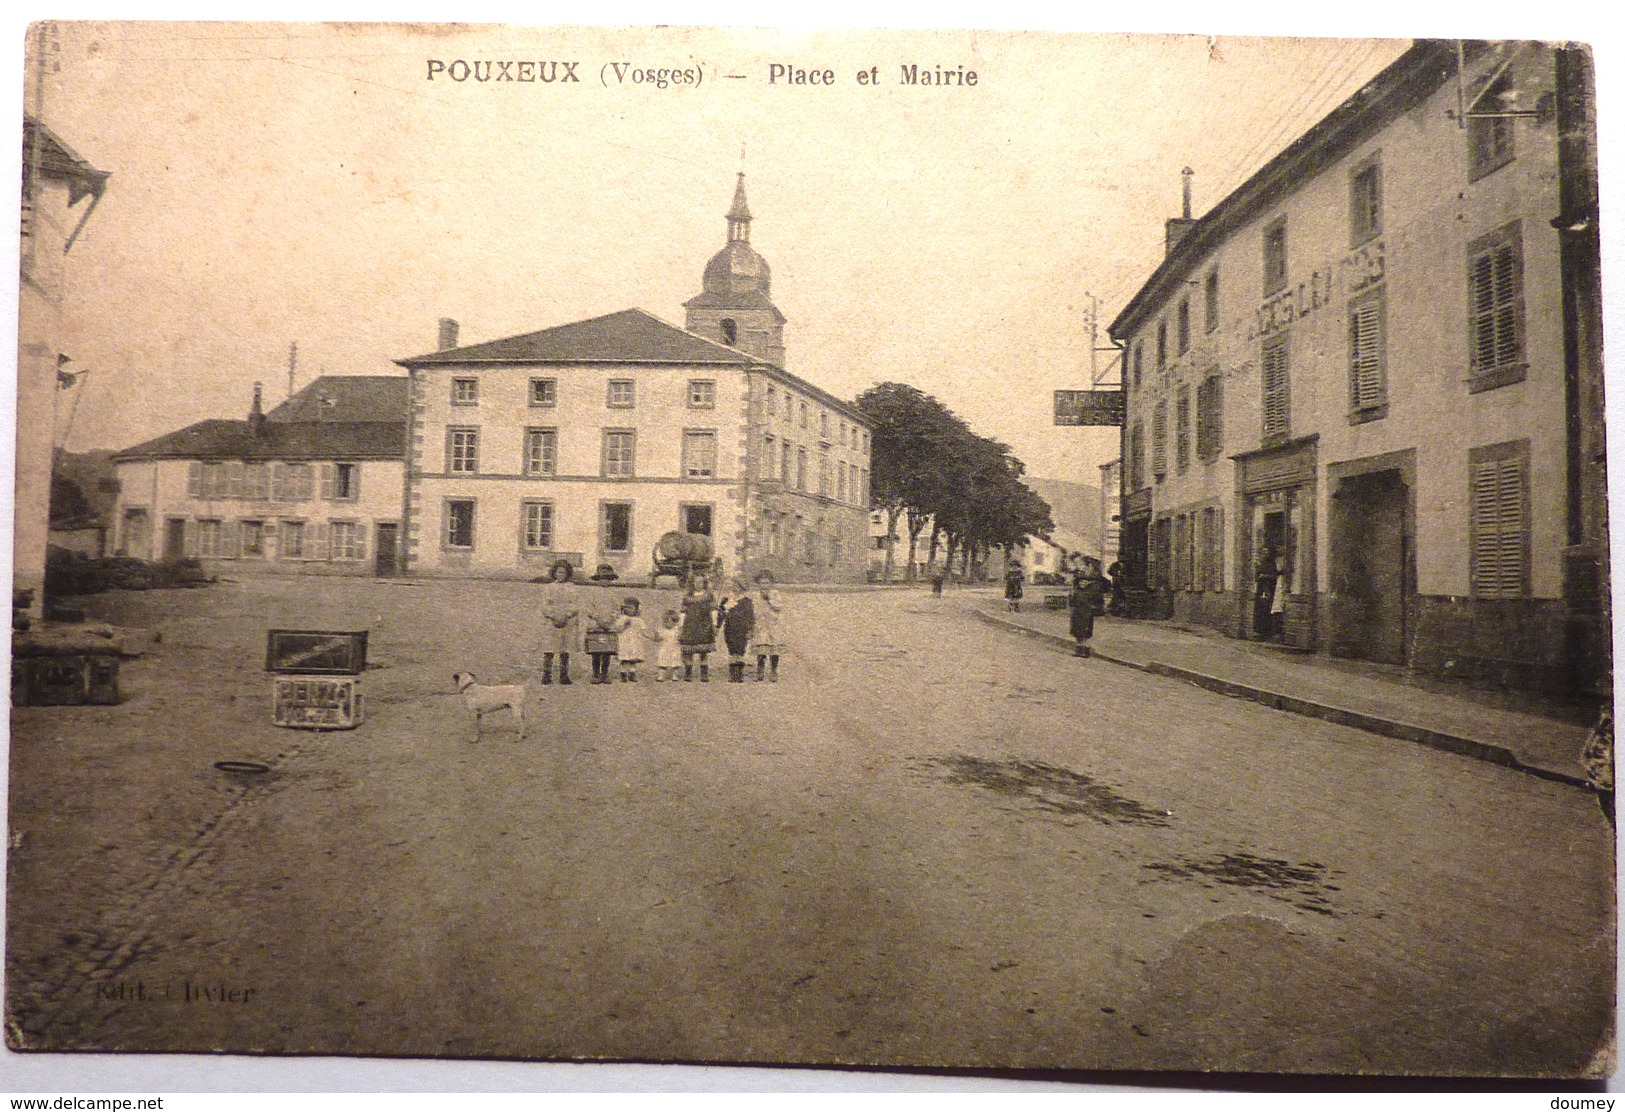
[1108,41,1606,692]
[111,377,409,576]
[396,176,871,585]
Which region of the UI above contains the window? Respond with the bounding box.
[448,428,479,473]
[521,501,555,550]
[330,521,365,560]
[688,380,716,408]
[529,378,557,407]
[281,520,306,559]
[839,421,848,446]
[1129,422,1145,490]
[243,463,270,501]
[796,447,807,491]
[1349,286,1387,419]
[1263,217,1288,295]
[197,519,227,558]
[1175,385,1191,474]
[1204,269,1220,333]
[820,412,830,440]
[190,462,235,501]
[781,441,793,486]
[1469,440,1530,598]
[1197,372,1224,461]
[1350,155,1382,246]
[837,464,847,502]
[444,500,474,549]
[720,318,738,345]
[452,377,479,405]
[682,504,713,536]
[1200,506,1224,592]
[1261,334,1290,443]
[241,520,265,557]
[273,463,315,502]
[766,383,776,410]
[602,430,636,478]
[1467,222,1526,391]
[785,392,794,420]
[1152,401,1168,480]
[1177,299,1191,355]
[1156,320,1167,370]
[799,401,809,428]
[332,463,359,501]
[819,452,831,497]
[523,428,558,476]
[602,502,632,553]
[607,380,635,408]
[1468,71,1516,181]
[763,434,776,480]
[682,430,718,478]
[1133,343,1143,389]
[860,468,869,505]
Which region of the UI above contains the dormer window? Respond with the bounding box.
[720,318,738,345]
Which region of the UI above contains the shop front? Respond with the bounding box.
[1233,436,1318,648]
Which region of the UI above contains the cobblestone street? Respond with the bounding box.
[5,578,1615,1076]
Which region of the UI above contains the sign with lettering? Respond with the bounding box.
[1054,389,1125,427]
[265,630,368,675]
[272,676,364,730]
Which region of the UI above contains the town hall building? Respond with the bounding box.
[395,175,872,584]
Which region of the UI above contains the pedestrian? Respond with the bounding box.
[583,596,620,685]
[1004,560,1025,612]
[931,568,946,597]
[1253,544,1280,641]
[679,574,717,682]
[751,570,784,682]
[652,609,683,682]
[1584,707,1614,830]
[1070,557,1105,657]
[720,576,756,683]
[537,559,580,685]
[1269,549,1289,640]
[613,596,647,683]
[1105,558,1126,616]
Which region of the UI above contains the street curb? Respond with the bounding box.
[972,606,1594,792]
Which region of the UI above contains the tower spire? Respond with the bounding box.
[727,172,752,243]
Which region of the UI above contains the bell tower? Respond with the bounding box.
[684,174,787,366]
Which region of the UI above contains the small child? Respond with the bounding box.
[751,570,783,682]
[613,596,647,683]
[652,609,683,682]
[720,576,756,683]
[678,575,717,682]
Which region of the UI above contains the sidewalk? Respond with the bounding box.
[970,594,1598,790]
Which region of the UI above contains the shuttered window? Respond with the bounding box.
[1175,386,1192,474]
[1197,373,1224,461]
[1152,401,1168,479]
[1348,286,1387,418]
[1467,223,1525,391]
[1261,335,1290,443]
[1204,270,1220,333]
[1129,422,1145,491]
[1468,441,1530,599]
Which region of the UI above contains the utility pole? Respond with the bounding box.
[288,341,298,399]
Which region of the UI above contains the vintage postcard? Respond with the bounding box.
[6,20,1616,1085]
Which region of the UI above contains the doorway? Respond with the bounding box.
[374,523,399,577]
[1330,469,1410,664]
[163,518,186,561]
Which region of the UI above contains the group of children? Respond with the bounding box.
[535,563,785,686]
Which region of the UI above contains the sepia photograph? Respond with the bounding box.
[4,16,1617,1088]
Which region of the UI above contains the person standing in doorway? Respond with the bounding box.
[1253,544,1280,642]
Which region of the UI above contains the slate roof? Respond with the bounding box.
[266,375,410,423]
[396,308,757,368]
[115,419,405,462]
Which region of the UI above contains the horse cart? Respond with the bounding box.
[650,531,722,588]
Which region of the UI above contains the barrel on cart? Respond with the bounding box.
[651,531,722,588]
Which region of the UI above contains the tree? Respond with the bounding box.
[856,383,970,582]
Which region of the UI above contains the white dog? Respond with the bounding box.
[451,672,527,741]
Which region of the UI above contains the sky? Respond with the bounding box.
[30,23,1413,484]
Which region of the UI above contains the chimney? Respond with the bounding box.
[438,318,460,351]
[249,381,265,434]
[1164,166,1198,257]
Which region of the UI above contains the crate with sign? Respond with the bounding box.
[265,630,367,730]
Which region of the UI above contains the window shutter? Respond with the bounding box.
[187,462,202,498]
[1349,296,1384,409]
[1212,506,1225,592]
[182,519,198,558]
[320,463,335,500]
[314,523,331,561]
[350,465,361,500]
[1262,341,1289,439]
[1492,245,1519,367]
[223,521,240,558]
[1470,454,1527,598]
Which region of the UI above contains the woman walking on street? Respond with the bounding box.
[1070,557,1105,658]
